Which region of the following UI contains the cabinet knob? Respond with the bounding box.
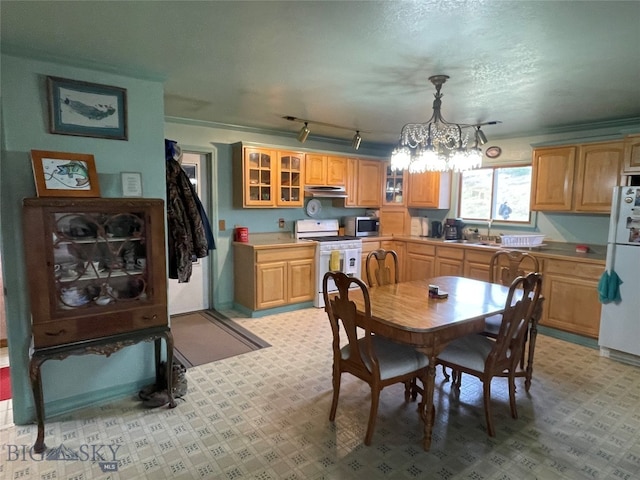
[142,314,158,321]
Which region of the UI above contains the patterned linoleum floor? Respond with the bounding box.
[1,307,640,479]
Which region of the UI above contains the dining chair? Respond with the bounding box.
[365,248,399,287]
[322,271,428,445]
[485,249,542,391]
[436,272,543,437]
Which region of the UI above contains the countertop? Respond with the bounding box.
[233,232,606,263]
[369,235,606,263]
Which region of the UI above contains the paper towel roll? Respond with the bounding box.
[329,250,341,271]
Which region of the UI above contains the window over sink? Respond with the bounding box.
[458,165,533,223]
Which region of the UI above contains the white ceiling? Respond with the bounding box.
[2,1,640,146]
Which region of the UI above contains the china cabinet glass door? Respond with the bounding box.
[51,211,150,312]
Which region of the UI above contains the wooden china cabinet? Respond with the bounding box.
[22,197,175,453]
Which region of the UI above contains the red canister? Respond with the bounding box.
[235,227,249,242]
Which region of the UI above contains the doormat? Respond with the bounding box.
[170,310,269,368]
[0,367,11,401]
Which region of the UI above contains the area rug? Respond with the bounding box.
[170,310,269,368]
[0,367,10,401]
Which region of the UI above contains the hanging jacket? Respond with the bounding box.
[166,157,209,282]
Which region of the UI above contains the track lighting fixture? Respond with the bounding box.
[297,122,310,143]
[352,131,362,150]
[284,115,367,148]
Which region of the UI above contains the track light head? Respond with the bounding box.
[297,122,310,143]
[352,131,362,150]
[476,127,488,145]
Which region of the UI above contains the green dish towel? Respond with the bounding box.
[597,270,622,304]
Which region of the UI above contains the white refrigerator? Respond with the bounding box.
[598,186,640,360]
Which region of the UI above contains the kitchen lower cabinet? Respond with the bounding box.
[434,246,464,276]
[234,243,315,311]
[360,240,381,283]
[539,258,602,338]
[463,249,494,281]
[404,242,435,281]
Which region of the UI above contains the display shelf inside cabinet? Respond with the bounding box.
[28,326,175,453]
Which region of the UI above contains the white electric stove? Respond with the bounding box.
[295,219,362,307]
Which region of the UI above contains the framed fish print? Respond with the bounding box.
[46,76,128,140]
[30,150,101,197]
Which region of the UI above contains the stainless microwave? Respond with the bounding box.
[344,216,380,237]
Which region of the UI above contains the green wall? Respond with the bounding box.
[1,54,166,424]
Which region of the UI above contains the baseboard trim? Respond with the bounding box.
[19,378,154,425]
[232,302,314,318]
[538,326,599,349]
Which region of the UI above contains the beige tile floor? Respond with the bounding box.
[1,307,639,479]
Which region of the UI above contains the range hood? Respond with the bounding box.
[304,185,348,198]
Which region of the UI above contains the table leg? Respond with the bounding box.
[29,356,47,453]
[164,331,176,408]
[419,359,437,451]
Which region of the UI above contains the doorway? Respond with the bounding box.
[168,151,212,315]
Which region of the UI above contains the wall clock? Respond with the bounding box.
[485,146,502,159]
[306,198,322,218]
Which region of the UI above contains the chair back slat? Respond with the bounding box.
[486,272,543,374]
[323,271,379,375]
[489,250,540,286]
[366,249,399,287]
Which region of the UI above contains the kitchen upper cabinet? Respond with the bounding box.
[305,154,347,185]
[530,146,576,211]
[345,158,382,207]
[623,134,640,173]
[407,171,451,208]
[233,144,304,208]
[277,151,305,207]
[383,163,407,206]
[574,142,623,211]
[379,207,410,236]
[531,141,623,213]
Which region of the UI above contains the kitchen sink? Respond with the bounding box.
[443,238,503,247]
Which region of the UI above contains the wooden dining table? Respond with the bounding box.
[348,275,511,451]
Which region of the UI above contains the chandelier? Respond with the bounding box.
[390,75,497,174]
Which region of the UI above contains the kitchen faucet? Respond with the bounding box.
[487,218,493,239]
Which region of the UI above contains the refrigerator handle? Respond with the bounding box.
[605,187,622,273]
[607,187,621,245]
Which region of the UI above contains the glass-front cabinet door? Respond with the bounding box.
[51,211,149,310]
[245,147,275,207]
[384,162,406,206]
[277,151,304,207]
[23,198,168,348]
